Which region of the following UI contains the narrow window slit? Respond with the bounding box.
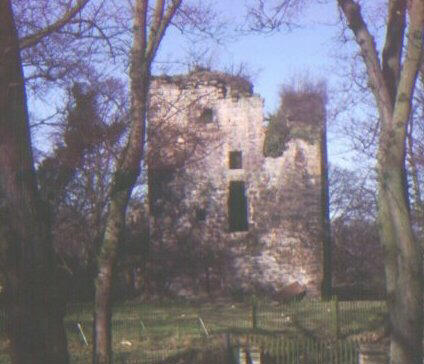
[228,181,248,232]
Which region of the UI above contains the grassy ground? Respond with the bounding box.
[0,300,386,363]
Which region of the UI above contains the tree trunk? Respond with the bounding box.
[0,1,69,363]
[93,193,136,364]
[380,4,424,360]
[378,161,423,364]
[92,103,148,362]
[338,1,424,362]
[92,1,182,361]
[93,42,150,364]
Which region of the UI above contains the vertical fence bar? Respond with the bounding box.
[333,296,340,341]
[279,338,283,364]
[251,296,257,331]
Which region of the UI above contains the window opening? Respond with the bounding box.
[228,181,248,232]
[196,208,207,222]
[198,108,214,124]
[148,168,174,216]
[229,151,242,169]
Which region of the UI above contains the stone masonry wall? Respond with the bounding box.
[147,70,326,298]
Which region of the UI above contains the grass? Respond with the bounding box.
[0,299,386,363]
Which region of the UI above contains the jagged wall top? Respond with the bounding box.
[152,69,254,98]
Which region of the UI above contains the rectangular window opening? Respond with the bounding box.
[198,108,214,124]
[148,168,174,216]
[196,208,207,222]
[228,181,248,232]
[229,151,242,169]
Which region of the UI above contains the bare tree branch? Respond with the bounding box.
[246,0,304,33]
[146,0,183,62]
[338,0,393,124]
[381,0,406,106]
[19,0,91,50]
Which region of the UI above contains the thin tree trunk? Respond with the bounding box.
[0,1,69,363]
[93,92,148,362]
[93,45,150,364]
[92,1,182,361]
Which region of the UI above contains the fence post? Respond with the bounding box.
[333,296,340,340]
[251,295,258,331]
[225,333,236,364]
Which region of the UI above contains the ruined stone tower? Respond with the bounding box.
[147,70,329,298]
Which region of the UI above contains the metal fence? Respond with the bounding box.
[0,300,387,363]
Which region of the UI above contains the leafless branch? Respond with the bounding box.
[19,0,91,49]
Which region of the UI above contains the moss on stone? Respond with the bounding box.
[263,114,320,158]
[289,124,320,144]
[153,69,253,96]
[263,86,325,158]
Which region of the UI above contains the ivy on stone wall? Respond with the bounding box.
[263,84,326,158]
[263,112,290,158]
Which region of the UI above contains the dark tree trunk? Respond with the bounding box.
[0,1,69,363]
[94,264,114,364]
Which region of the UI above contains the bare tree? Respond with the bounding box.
[329,166,384,298]
[246,0,306,33]
[0,1,92,362]
[92,1,189,363]
[337,1,424,362]
[38,81,128,301]
[92,6,226,359]
[2,0,221,362]
[15,0,129,92]
[0,0,125,362]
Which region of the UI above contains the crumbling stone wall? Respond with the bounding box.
[147,70,327,298]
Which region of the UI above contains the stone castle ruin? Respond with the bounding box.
[147,70,330,299]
